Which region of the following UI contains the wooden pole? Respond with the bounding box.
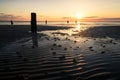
[31,13,37,33]
[31,13,38,48]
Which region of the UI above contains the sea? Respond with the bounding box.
[0,21,120,27]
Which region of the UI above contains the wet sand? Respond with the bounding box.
[0,25,120,80]
[0,25,73,48]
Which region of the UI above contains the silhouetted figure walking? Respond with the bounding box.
[11,20,13,26]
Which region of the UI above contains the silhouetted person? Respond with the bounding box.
[45,20,47,24]
[67,21,69,24]
[11,20,13,26]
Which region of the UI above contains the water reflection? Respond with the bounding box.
[72,21,81,31]
[75,21,90,32]
[76,23,81,31]
[31,33,38,48]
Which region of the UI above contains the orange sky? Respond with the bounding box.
[0,0,120,22]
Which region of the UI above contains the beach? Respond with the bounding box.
[0,24,120,80]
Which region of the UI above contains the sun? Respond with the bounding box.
[75,13,82,19]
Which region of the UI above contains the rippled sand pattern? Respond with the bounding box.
[0,28,120,80]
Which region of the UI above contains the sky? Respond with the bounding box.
[0,0,120,22]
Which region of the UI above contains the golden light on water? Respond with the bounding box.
[76,21,81,31]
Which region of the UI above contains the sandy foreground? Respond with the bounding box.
[0,25,120,80]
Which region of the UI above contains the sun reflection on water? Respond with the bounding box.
[75,21,81,31]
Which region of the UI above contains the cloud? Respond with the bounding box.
[62,17,71,19]
[84,16,98,18]
[81,16,120,22]
[0,13,4,15]
[94,18,120,22]
[99,18,120,20]
[0,13,24,21]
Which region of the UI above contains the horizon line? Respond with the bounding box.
[0,20,120,22]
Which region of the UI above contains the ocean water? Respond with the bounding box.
[0,21,120,27]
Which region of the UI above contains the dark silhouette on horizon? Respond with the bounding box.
[11,20,13,26]
[45,20,47,24]
[67,20,69,24]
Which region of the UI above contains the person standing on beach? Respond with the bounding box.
[11,20,13,26]
[67,20,69,24]
[45,20,47,24]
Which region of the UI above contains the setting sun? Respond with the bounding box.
[75,13,82,19]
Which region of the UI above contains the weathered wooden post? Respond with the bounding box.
[31,13,37,33]
[31,13,38,48]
